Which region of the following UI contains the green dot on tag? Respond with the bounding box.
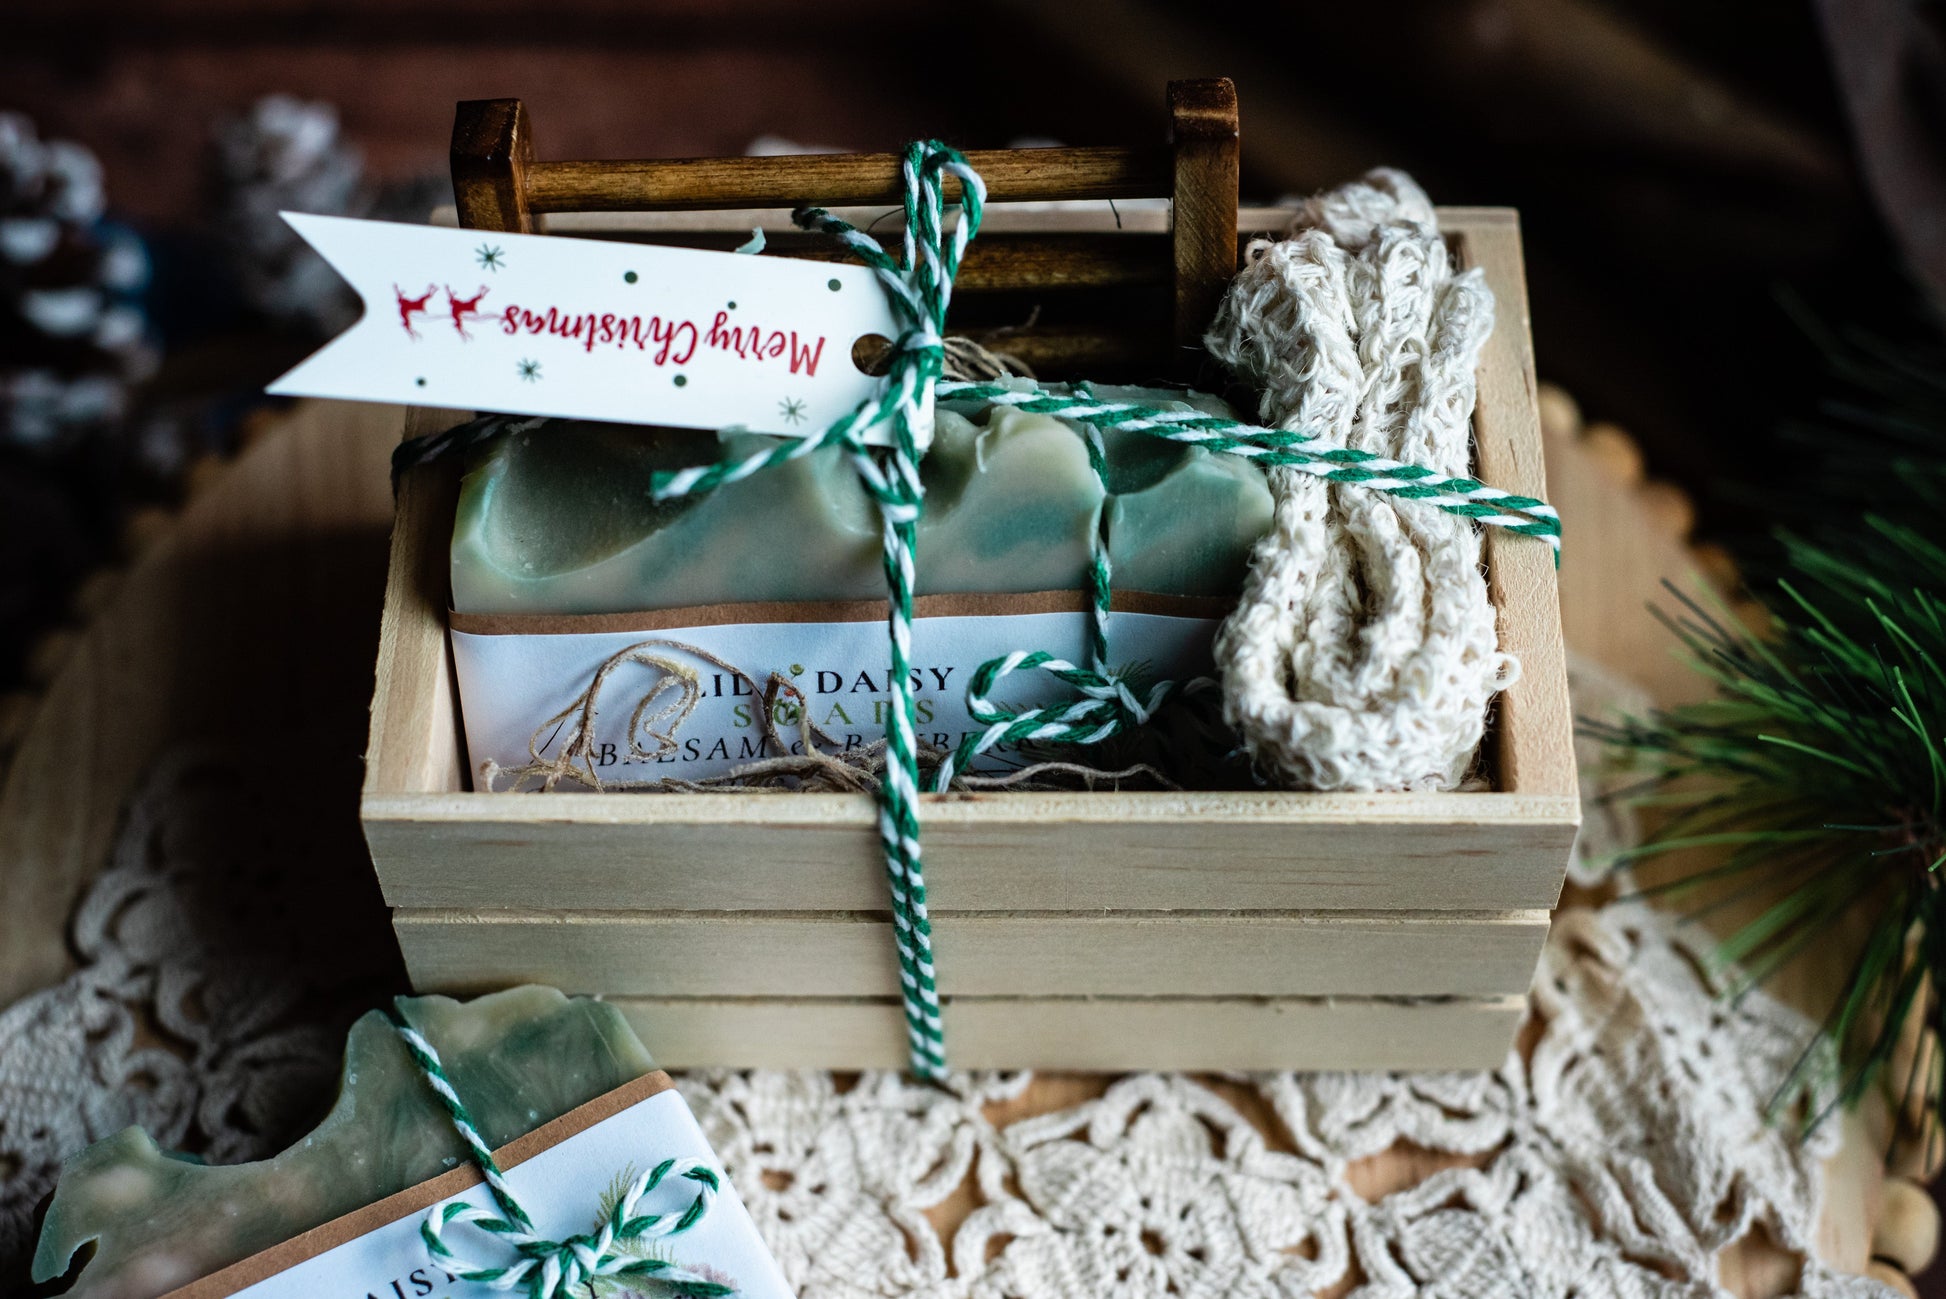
[728,301,736,310]
[415,377,426,387]
[624,271,638,284]
[673,374,687,387]
[827,278,841,291]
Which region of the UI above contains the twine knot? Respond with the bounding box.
[422,1157,727,1299]
[932,650,1175,789]
[393,1016,733,1298]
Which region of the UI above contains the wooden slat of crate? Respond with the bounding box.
[365,790,1575,911]
[610,995,1527,1072]
[392,908,1552,999]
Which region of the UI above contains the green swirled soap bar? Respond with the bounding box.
[449,384,1274,615]
[32,987,655,1299]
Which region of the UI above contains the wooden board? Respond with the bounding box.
[0,399,404,1011]
[392,907,1552,999]
[0,395,1888,1296]
[1540,385,1725,708]
[610,994,1528,1073]
[1536,384,1891,1285]
[366,792,1577,912]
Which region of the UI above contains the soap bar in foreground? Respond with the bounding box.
[33,987,656,1299]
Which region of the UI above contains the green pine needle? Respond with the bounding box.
[1598,322,1946,1143]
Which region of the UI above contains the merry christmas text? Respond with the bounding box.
[494,304,827,374]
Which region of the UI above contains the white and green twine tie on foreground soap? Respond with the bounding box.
[390,1013,730,1298]
[417,151,1560,1078]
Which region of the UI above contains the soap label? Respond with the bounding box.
[449,592,1224,788]
[268,214,913,444]
[162,1072,793,1299]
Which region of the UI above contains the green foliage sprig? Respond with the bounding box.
[1595,322,1946,1140]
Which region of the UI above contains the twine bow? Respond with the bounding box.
[392,1016,731,1298]
[931,649,1175,790]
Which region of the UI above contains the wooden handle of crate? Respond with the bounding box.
[526,148,1176,213]
[450,81,1240,375]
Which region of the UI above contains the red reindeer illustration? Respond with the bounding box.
[394,284,436,339]
[445,285,491,340]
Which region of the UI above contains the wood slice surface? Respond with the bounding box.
[0,394,1901,1294]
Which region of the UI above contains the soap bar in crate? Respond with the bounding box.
[445,388,1268,787]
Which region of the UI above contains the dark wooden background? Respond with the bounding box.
[5,0,1906,491]
[0,0,1927,680]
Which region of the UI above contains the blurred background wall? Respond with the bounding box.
[0,0,1934,687]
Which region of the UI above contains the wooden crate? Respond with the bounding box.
[362,210,1575,1070]
[361,91,1577,1071]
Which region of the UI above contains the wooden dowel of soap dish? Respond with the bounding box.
[528,148,1176,213]
[637,230,1171,293]
[452,77,1239,379]
[454,101,1174,225]
[1168,78,1240,354]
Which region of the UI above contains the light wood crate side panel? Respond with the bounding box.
[363,789,1577,910]
[393,908,1552,998]
[364,406,472,800]
[1454,212,1578,805]
[614,994,1525,1071]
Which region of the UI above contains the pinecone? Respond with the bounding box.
[211,94,368,335]
[0,112,155,451]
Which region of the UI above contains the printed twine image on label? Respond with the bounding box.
[449,593,1223,788]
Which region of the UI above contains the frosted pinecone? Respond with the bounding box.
[212,95,368,334]
[0,112,155,451]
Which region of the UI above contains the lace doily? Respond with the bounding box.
[689,902,1878,1299]
[0,684,1894,1297]
[0,746,396,1269]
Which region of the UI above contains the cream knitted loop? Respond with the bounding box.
[1207,169,1517,791]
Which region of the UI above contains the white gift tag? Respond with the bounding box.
[268,213,912,444]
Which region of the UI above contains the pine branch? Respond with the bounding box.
[1604,326,1946,1140]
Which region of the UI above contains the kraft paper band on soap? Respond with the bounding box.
[447,589,1235,637]
[449,590,1228,786]
[159,1071,792,1299]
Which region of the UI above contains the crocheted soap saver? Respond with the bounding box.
[1207,169,1516,791]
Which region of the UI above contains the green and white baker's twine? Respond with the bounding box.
[937,381,1563,550]
[929,392,1173,788]
[643,143,1563,1078]
[391,1015,730,1298]
[653,141,975,1078]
